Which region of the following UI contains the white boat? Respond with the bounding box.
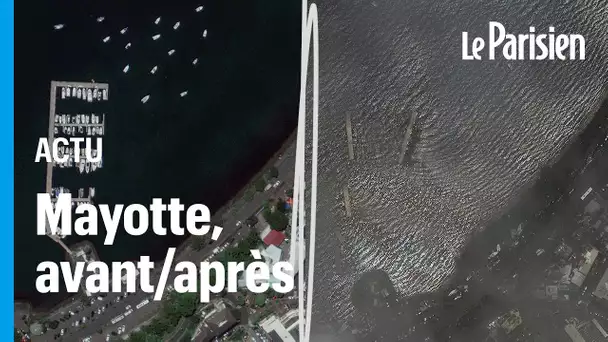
[141,95,150,103]
[192,58,198,65]
[79,159,85,173]
[77,88,82,99]
[61,87,66,99]
[180,91,188,97]
[96,16,105,23]
[87,89,93,102]
[85,162,91,174]
[195,5,204,12]
[54,127,59,135]
[102,89,108,100]
[54,24,64,30]
[91,162,98,172]
[125,42,131,50]
[102,36,110,43]
[152,34,161,41]
[173,21,180,30]
[150,66,158,74]
[202,29,208,38]
[93,88,98,100]
[154,16,161,25]
[168,49,175,56]
[123,65,130,73]
[66,87,71,98]
[120,27,128,34]
[90,187,96,198]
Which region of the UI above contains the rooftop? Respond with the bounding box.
[264,230,286,247]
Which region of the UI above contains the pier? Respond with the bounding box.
[346,113,355,160]
[46,81,109,253]
[399,111,418,164]
[343,186,352,217]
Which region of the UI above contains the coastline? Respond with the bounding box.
[17,129,298,318]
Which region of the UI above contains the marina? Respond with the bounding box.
[46,81,109,244]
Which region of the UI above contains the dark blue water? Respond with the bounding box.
[15,0,300,309]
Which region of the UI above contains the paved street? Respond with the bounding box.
[37,143,297,342]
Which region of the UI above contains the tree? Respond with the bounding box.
[190,235,208,251]
[286,188,293,198]
[254,177,267,192]
[276,198,287,213]
[243,187,255,202]
[266,166,279,180]
[263,206,289,231]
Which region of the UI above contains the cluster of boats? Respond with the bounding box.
[54,6,210,104]
[53,147,103,173]
[60,86,108,102]
[51,186,96,200]
[50,186,96,212]
[54,113,104,136]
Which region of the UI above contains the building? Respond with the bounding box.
[263,229,286,247]
[571,247,599,287]
[565,320,607,342]
[592,267,608,300]
[238,245,285,289]
[259,309,299,342]
[565,323,585,342]
[191,300,239,342]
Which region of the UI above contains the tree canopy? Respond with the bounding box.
[266,166,279,180]
[190,235,209,251]
[262,203,289,231]
[254,177,267,192]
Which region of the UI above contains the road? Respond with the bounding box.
[38,143,297,342]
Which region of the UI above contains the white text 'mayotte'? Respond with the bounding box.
[37,194,221,245]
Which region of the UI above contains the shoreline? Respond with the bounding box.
[16,129,298,317]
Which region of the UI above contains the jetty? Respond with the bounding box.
[343,186,352,217]
[399,111,418,164]
[346,113,355,160]
[46,81,109,253]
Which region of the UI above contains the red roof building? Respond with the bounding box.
[263,230,286,247]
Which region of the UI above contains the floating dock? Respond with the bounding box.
[343,186,352,217]
[46,81,109,252]
[399,111,418,164]
[346,113,354,160]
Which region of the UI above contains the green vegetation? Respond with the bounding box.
[227,328,246,341]
[190,235,209,251]
[127,292,199,342]
[254,294,267,307]
[266,166,279,180]
[244,187,255,201]
[262,201,289,231]
[286,188,293,198]
[220,232,263,264]
[254,177,267,192]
